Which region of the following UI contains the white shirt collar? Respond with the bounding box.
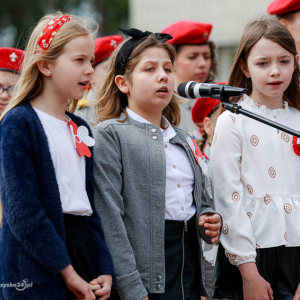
[241,94,288,118]
[126,107,176,140]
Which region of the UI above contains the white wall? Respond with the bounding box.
[130,0,272,47]
[129,0,273,81]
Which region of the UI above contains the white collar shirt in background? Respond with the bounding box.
[126,107,196,221]
[210,95,300,266]
[34,107,93,216]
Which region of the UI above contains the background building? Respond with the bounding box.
[129,0,272,81]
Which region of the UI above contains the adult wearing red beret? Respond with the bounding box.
[161,20,218,134]
[0,47,25,115]
[163,20,220,300]
[268,0,300,52]
[75,35,124,126]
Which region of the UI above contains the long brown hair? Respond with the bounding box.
[95,34,184,126]
[0,11,97,122]
[227,18,300,109]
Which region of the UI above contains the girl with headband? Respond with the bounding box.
[92,28,222,300]
[0,12,114,300]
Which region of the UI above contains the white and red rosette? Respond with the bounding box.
[292,132,300,156]
[68,119,95,158]
[186,136,208,176]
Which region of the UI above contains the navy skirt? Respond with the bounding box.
[213,243,300,300]
[64,214,98,300]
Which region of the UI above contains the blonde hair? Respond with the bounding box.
[0,11,97,122]
[95,34,184,126]
[227,18,300,109]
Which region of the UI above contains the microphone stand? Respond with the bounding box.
[218,87,300,139]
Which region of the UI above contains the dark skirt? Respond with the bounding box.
[213,243,300,300]
[109,214,200,300]
[64,214,98,300]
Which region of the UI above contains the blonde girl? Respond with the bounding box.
[92,28,222,300]
[210,19,300,300]
[0,12,114,300]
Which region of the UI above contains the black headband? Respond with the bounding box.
[115,27,173,76]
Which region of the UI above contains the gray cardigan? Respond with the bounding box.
[93,114,217,300]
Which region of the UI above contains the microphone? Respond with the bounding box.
[177,81,248,100]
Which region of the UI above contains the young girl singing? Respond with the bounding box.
[210,19,300,300]
[92,28,222,300]
[0,12,114,300]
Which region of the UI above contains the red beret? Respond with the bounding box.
[267,0,300,15]
[191,82,226,124]
[161,20,213,46]
[0,47,25,74]
[191,97,221,124]
[94,35,124,66]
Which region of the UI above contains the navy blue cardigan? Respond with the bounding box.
[0,101,114,300]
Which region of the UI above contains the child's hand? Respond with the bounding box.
[199,213,221,243]
[239,262,273,300]
[61,265,95,300]
[293,283,300,300]
[89,274,113,300]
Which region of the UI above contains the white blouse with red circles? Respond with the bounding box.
[209,94,300,266]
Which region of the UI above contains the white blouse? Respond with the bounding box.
[34,107,93,216]
[126,107,196,220]
[210,95,300,266]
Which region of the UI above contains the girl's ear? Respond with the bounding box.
[239,59,250,78]
[203,117,214,136]
[279,18,290,31]
[115,75,130,94]
[37,61,52,77]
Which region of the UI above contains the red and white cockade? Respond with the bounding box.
[68,118,95,158]
[186,136,208,176]
[292,133,300,156]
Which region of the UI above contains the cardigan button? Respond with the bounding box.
[156,284,161,290]
[152,136,158,140]
[151,128,157,133]
[157,275,162,281]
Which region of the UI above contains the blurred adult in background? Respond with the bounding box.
[75,35,123,126]
[161,20,218,134]
[0,47,25,116]
[0,47,25,227]
[268,0,300,52]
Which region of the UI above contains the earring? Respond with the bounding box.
[47,71,50,75]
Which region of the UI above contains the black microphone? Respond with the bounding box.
[177,81,248,99]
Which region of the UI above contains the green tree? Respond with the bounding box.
[0,0,128,49]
